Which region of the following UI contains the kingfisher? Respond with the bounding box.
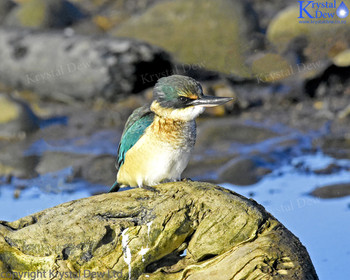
[109,75,234,192]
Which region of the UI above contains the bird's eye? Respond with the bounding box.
[179,96,189,103]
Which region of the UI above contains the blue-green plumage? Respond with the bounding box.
[117,105,154,169]
[109,106,154,192]
[109,75,234,192]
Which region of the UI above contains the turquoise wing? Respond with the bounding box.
[117,105,154,169]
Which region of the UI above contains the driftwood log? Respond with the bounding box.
[0,182,318,279]
[0,28,173,102]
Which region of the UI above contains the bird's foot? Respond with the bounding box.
[108,181,121,193]
[181,178,193,182]
[141,185,160,193]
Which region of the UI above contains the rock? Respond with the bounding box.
[203,81,238,116]
[0,0,16,24]
[0,28,173,102]
[267,4,350,64]
[313,163,342,175]
[0,93,39,139]
[251,53,292,82]
[0,155,38,179]
[267,6,309,53]
[4,0,85,29]
[182,155,234,181]
[246,0,292,31]
[304,64,350,98]
[37,153,117,186]
[311,183,350,199]
[0,129,41,178]
[35,151,90,174]
[318,137,350,159]
[0,139,39,178]
[218,156,272,186]
[196,119,279,148]
[70,0,165,33]
[332,49,350,67]
[113,0,258,76]
[0,181,318,279]
[79,154,116,186]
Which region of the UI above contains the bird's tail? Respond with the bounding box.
[108,180,120,193]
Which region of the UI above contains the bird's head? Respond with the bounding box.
[151,75,234,121]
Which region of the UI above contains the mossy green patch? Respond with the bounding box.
[0,96,20,123]
[252,53,292,82]
[114,0,253,76]
[17,0,47,28]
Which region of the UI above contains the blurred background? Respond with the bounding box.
[0,0,350,278]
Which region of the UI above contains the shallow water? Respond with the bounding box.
[0,150,349,279]
[224,153,350,280]
[0,168,93,221]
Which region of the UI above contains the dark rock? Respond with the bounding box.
[246,0,292,31]
[218,156,272,186]
[319,137,350,159]
[35,151,91,174]
[0,28,173,102]
[313,163,342,175]
[36,152,116,186]
[0,93,39,139]
[0,154,39,179]
[196,119,279,148]
[305,65,350,98]
[183,155,234,181]
[203,81,238,116]
[226,82,266,111]
[79,154,116,186]
[0,0,16,24]
[0,136,37,179]
[311,183,350,199]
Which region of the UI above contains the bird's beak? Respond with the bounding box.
[188,95,235,107]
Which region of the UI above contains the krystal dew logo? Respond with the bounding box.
[298,0,349,23]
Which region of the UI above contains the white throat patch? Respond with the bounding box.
[150,101,205,121]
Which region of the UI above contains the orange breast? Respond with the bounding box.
[150,116,189,147]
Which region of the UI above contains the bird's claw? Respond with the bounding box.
[181,178,193,182]
[141,185,160,193]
